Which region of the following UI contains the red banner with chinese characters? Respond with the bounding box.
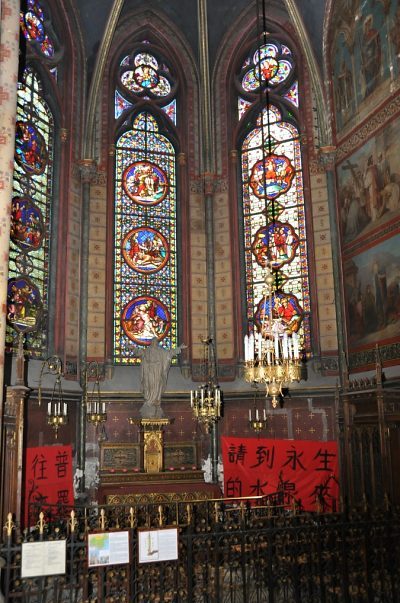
[24,445,74,526]
[222,437,339,512]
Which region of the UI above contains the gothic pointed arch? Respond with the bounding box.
[8,0,85,359]
[103,11,199,364]
[212,4,316,368]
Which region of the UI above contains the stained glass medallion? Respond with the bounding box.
[121,296,170,345]
[15,121,48,175]
[241,41,293,93]
[251,222,299,270]
[120,51,173,99]
[122,160,168,205]
[249,154,295,200]
[20,0,55,58]
[122,227,169,274]
[7,276,42,333]
[254,292,303,336]
[11,196,44,251]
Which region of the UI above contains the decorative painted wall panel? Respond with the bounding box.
[331,0,400,136]
[344,233,400,351]
[337,118,400,248]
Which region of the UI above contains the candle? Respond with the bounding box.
[293,332,299,358]
[244,334,248,362]
[282,333,288,359]
[249,333,254,361]
[257,332,263,357]
[274,334,279,359]
[47,402,51,415]
[249,409,251,421]
[288,337,293,359]
[190,390,193,407]
[256,408,259,420]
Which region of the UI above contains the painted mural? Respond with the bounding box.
[337,118,400,245]
[344,234,400,349]
[331,0,400,134]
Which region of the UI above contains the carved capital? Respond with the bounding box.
[229,149,238,164]
[60,128,68,143]
[203,172,216,196]
[177,152,186,167]
[78,159,97,184]
[318,146,337,171]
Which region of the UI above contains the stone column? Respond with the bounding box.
[77,159,97,495]
[0,0,22,510]
[318,146,347,378]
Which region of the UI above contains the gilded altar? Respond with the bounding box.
[98,418,221,503]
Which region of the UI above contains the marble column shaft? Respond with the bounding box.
[0,2,21,438]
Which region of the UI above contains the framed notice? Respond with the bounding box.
[88,531,130,567]
[21,540,66,578]
[138,527,178,564]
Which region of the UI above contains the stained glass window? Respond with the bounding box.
[7,68,54,355]
[115,50,176,123]
[161,99,177,125]
[238,39,298,119]
[114,112,177,364]
[241,42,293,93]
[20,0,56,58]
[239,37,310,352]
[119,51,173,100]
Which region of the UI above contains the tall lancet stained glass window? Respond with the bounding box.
[114,112,177,363]
[239,38,310,351]
[7,67,54,354]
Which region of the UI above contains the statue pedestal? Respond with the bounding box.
[129,418,170,473]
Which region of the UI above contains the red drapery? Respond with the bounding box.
[24,445,74,525]
[222,436,339,512]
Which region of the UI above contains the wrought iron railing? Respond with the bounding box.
[1,498,400,602]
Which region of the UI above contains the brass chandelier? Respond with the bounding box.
[244,263,301,408]
[38,356,68,438]
[84,361,107,428]
[190,338,222,432]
